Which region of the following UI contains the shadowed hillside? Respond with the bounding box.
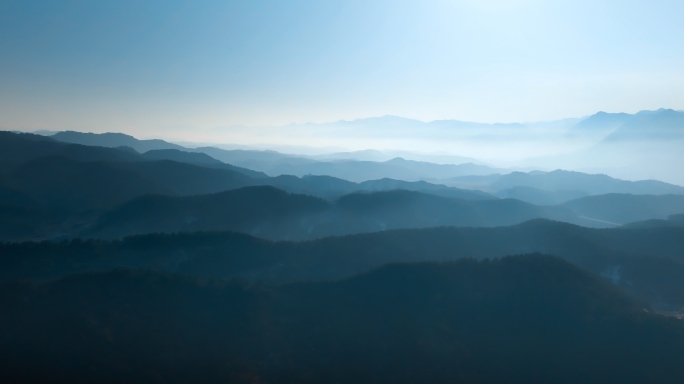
[83,188,574,240]
[5,220,684,310]
[0,131,139,168]
[51,131,185,152]
[447,169,684,201]
[88,186,331,239]
[85,188,684,241]
[623,213,684,228]
[141,149,269,178]
[562,194,684,225]
[2,255,683,383]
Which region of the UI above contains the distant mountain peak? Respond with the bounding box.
[599,108,684,143]
[636,108,677,115]
[386,157,407,162]
[347,115,426,124]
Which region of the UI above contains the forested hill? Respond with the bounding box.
[3,254,684,383]
[72,187,684,240]
[4,219,684,310]
[85,188,574,240]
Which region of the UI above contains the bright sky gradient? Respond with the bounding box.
[1,0,683,136]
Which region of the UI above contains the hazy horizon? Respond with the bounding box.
[2,0,684,136]
[14,106,683,186]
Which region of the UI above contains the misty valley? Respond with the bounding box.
[5,1,684,381]
[2,117,684,383]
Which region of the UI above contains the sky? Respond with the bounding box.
[1,0,683,138]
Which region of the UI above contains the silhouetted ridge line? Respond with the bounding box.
[52,131,186,152]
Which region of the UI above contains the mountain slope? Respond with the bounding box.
[8,219,684,310]
[51,131,185,152]
[562,194,684,225]
[259,157,500,182]
[3,157,255,211]
[526,109,684,186]
[6,156,170,210]
[3,255,683,383]
[566,111,631,138]
[87,186,332,239]
[623,216,684,228]
[327,190,572,233]
[49,131,305,178]
[0,131,139,168]
[359,178,494,200]
[448,169,684,198]
[141,149,268,178]
[602,109,684,142]
[79,188,684,240]
[85,188,573,240]
[495,186,588,205]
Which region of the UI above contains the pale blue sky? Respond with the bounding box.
[1,0,683,136]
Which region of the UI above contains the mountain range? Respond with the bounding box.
[447,169,684,205]
[5,219,684,310]
[518,109,684,184]
[3,130,684,242]
[4,114,684,382]
[43,109,684,186]
[50,130,504,181]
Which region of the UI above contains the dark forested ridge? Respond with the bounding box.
[3,255,684,383]
[51,131,186,152]
[53,187,684,241]
[140,149,269,178]
[4,220,684,310]
[624,213,684,228]
[562,193,684,224]
[0,131,139,168]
[84,188,575,240]
[88,186,332,239]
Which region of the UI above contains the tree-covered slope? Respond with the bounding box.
[3,255,683,383]
[4,220,684,310]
